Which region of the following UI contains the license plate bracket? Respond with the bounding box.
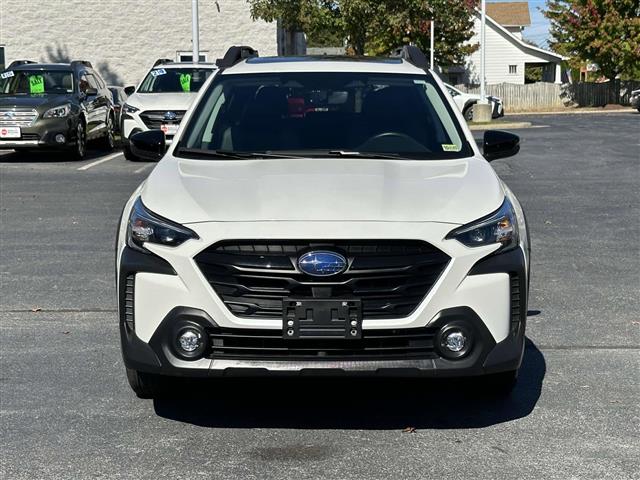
[283,299,362,339]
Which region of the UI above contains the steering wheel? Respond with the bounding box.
[358,132,431,153]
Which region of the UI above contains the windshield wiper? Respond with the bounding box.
[176,148,304,159]
[327,150,409,160]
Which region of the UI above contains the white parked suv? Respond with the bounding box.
[446,83,504,120]
[117,46,530,398]
[120,60,217,160]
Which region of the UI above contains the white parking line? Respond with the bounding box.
[77,152,123,171]
[134,163,154,174]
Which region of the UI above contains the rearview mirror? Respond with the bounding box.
[130,130,166,161]
[483,130,520,161]
[85,87,98,97]
[124,85,136,96]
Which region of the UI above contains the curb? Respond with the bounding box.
[505,108,636,116]
[468,121,533,130]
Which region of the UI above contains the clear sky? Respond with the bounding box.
[488,0,551,47]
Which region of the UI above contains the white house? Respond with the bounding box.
[0,0,278,85]
[448,2,566,85]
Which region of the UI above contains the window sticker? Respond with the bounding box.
[150,68,167,77]
[29,74,45,94]
[1,70,14,79]
[442,144,461,152]
[179,73,191,92]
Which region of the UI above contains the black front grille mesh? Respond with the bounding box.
[207,326,438,360]
[195,240,450,320]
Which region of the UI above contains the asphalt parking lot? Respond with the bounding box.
[1,112,639,479]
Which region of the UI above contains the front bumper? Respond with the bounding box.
[0,117,78,150]
[118,231,528,378]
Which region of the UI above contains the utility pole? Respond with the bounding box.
[430,20,435,69]
[192,0,200,63]
[480,0,486,100]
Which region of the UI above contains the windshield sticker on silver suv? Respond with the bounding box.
[150,68,167,77]
[442,144,461,152]
[1,71,14,79]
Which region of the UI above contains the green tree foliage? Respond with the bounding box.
[247,0,479,65]
[544,0,640,80]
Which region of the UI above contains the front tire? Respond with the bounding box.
[123,143,138,161]
[99,114,115,151]
[125,367,168,399]
[484,369,518,397]
[463,105,474,121]
[70,120,87,161]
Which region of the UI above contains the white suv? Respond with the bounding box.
[117,46,530,398]
[120,60,217,160]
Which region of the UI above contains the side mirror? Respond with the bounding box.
[85,87,98,97]
[483,130,520,161]
[124,85,136,96]
[130,130,166,161]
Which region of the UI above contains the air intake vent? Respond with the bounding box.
[207,326,438,360]
[124,274,135,329]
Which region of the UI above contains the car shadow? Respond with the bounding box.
[153,337,545,430]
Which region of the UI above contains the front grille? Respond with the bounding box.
[207,326,438,360]
[195,240,450,320]
[124,274,135,328]
[0,108,38,127]
[139,110,186,129]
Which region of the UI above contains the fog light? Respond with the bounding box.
[436,324,473,359]
[178,329,202,353]
[55,134,66,144]
[444,331,466,352]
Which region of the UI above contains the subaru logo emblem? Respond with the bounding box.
[163,111,177,121]
[298,251,347,277]
[4,111,14,119]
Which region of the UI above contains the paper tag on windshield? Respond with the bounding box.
[150,68,166,77]
[442,144,460,152]
[1,70,14,79]
[179,73,191,92]
[29,75,45,94]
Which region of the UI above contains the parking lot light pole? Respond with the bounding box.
[480,0,486,101]
[192,0,200,63]
[430,20,435,69]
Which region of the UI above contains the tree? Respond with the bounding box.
[247,0,478,64]
[544,0,640,81]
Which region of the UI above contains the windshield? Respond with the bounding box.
[0,70,74,95]
[179,72,472,159]
[138,68,214,93]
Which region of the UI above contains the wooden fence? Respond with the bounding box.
[456,81,640,112]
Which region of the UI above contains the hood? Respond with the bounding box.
[127,92,198,112]
[141,156,505,225]
[0,94,72,112]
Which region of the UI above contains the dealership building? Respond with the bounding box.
[0,0,278,85]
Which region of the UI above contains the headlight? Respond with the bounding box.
[43,104,71,118]
[127,197,198,252]
[123,103,140,114]
[447,198,518,252]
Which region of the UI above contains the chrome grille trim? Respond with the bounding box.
[0,108,38,127]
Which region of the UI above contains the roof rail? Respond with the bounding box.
[153,58,173,67]
[216,46,258,68]
[6,60,36,69]
[70,60,93,69]
[391,45,430,70]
